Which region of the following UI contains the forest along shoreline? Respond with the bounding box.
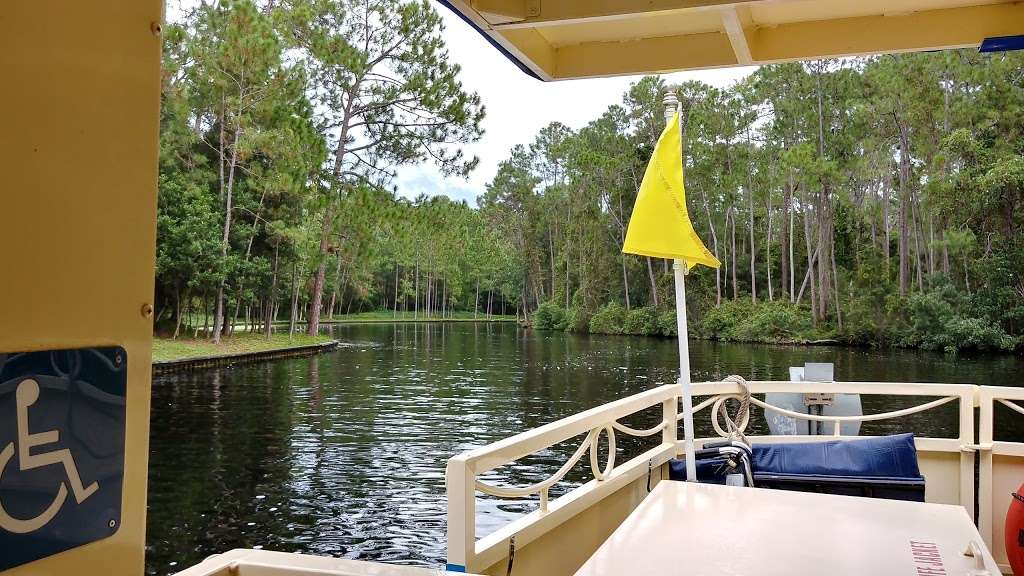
[151,313,517,365]
[155,3,1024,358]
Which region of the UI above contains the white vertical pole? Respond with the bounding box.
[675,261,697,482]
[664,92,697,482]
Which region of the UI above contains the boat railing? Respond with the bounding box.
[445,383,682,572]
[446,379,1009,575]
[979,385,1024,570]
[690,379,976,522]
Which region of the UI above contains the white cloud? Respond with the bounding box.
[396,3,758,206]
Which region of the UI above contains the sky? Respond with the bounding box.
[397,4,757,206]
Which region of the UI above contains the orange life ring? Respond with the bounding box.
[1006,484,1024,575]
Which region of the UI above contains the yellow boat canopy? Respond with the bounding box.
[440,0,1024,80]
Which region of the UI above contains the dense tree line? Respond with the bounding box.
[156,0,506,339]
[507,53,1024,353]
[156,3,1023,353]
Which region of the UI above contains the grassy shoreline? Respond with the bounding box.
[152,333,334,363]
[153,313,517,362]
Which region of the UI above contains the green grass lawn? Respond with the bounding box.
[152,333,334,363]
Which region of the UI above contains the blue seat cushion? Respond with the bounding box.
[751,433,923,479]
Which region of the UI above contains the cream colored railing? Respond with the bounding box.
[690,379,976,521]
[445,383,681,573]
[979,386,1024,573]
[447,380,1006,576]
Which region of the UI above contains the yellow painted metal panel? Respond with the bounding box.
[449,0,1024,79]
[748,0,1006,27]
[555,31,737,78]
[0,0,162,574]
[750,2,1024,63]
[536,9,723,47]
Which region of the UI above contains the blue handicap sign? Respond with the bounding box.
[0,348,126,571]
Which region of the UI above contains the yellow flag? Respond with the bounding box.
[622,112,720,270]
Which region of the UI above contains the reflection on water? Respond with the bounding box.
[146,323,1024,574]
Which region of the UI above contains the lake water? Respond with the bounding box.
[146,323,1024,574]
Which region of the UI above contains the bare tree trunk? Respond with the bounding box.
[212,121,242,344]
[289,262,299,336]
[646,257,659,307]
[912,195,925,292]
[896,113,912,296]
[796,243,820,306]
[747,134,757,304]
[884,179,891,278]
[264,244,279,337]
[307,204,333,335]
[393,266,400,317]
[942,229,951,275]
[699,186,722,306]
[565,255,571,309]
[327,253,342,320]
[804,194,818,324]
[173,289,182,340]
[787,177,795,303]
[622,258,631,310]
[928,214,936,278]
[766,181,774,302]
[730,207,738,300]
[831,238,842,329]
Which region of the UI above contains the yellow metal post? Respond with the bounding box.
[0,1,163,574]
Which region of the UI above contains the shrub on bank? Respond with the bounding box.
[533,301,567,330]
[589,302,627,334]
[623,306,657,335]
[696,300,813,343]
[903,290,1015,352]
[656,309,677,336]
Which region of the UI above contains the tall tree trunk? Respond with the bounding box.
[289,262,299,336]
[699,186,722,306]
[747,131,757,304]
[804,194,818,324]
[786,177,796,303]
[212,121,241,343]
[883,179,891,278]
[622,258,631,310]
[765,181,773,302]
[173,289,183,340]
[911,193,925,292]
[307,204,333,335]
[831,239,842,329]
[264,243,279,337]
[896,113,912,296]
[327,253,342,320]
[646,258,659,307]
[730,207,738,300]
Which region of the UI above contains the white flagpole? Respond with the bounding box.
[664,92,697,482]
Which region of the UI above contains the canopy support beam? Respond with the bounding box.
[720,6,754,65]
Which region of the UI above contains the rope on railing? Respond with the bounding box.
[476,382,968,509]
[681,381,961,439]
[474,417,669,510]
[712,375,751,447]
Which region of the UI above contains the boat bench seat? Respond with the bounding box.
[669,433,926,502]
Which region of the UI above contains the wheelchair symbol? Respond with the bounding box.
[0,379,99,534]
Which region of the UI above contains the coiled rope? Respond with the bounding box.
[712,375,752,447]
